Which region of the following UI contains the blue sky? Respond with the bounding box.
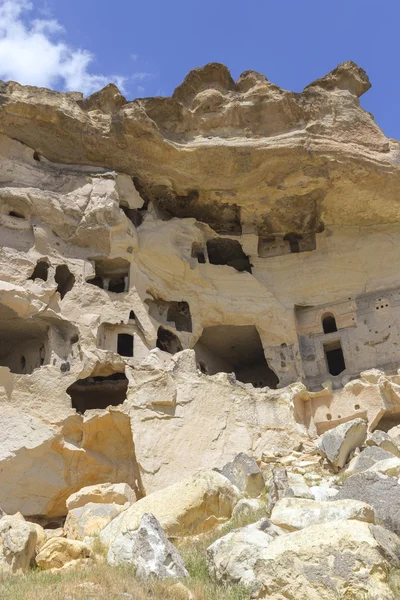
[0,0,399,139]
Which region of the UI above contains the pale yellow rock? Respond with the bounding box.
[253,520,400,599]
[270,497,375,531]
[1,61,400,522]
[100,470,241,547]
[64,502,128,540]
[0,516,37,574]
[66,482,135,510]
[35,537,93,570]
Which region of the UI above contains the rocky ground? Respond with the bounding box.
[2,418,400,599]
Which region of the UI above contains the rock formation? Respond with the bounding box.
[1,60,400,523]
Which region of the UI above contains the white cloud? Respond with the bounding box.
[0,0,127,95]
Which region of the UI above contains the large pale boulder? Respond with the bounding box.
[253,520,400,599]
[218,453,265,498]
[35,537,93,570]
[368,456,400,477]
[270,497,374,531]
[336,470,400,534]
[107,513,188,579]
[207,520,281,586]
[366,429,400,456]
[317,418,367,469]
[66,482,136,510]
[388,424,400,446]
[345,445,395,474]
[64,502,128,540]
[101,470,240,547]
[0,517,37,574]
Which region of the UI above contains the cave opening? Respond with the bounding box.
[0,304,48,374]
[8,211,25,219]
[67,372,128,414]
[55,265,75,299]
[87,258,130,293]
[156,326,183,354]
[322,314,338,334]
[29,260,49,282]
[194,324,279,388]
[324,341,346,376]
[191,243,206,264]
[206,239,252,273]
[284,233,302,254]
[148,298,192,332]
[117,333,134,357]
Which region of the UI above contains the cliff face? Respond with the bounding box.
[1,61,400,518]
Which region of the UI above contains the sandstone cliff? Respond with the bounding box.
[1,61,400,519]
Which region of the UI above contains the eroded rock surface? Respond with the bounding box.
[1,60,400,520]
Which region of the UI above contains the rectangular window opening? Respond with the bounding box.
[117,333,134,357]
[324,340,346,376]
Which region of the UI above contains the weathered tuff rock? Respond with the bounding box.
[366,429,400,456]
[107,513,188,579]
[252,520,400,599]
[207,520,281,586]
[64,502,128,540]
[270,497,375,531]
[35,537,93,570]
[336,470,400,534]
[100,470,240,547]
[218,452,265,498]
[66,482,136,510]
[0,516,37,574]
[317,418,367,469]
[1,60,400,519]
[345,445,395,474]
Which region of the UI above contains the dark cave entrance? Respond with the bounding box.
[324,341,346,376]
[55,265,75,299]
[29,260,49,282]
[117,333,134,357]
[156,326,183,354]
[67,372,128,414]
[206,239,252,273]
[194,325,279,388]
[87,258,130,293]
[322,314,338,334]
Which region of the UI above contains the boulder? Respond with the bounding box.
[368,456,400,477]
[108,513,188,579]
[345,445,395,474]
[207,520,281,586]
[309,485,338,502]
[232,498,265,520]
[286,472,313,499]
[336,470,400,534]
[253,520,400,599]
[0,517,37,574]
[64,502,127,540]
[66,482,136,510]
[27,522,46,553]
[270,497,374,531]
[366,429,400,456]
[317,418,367,469]
[388,424,400,445]
[101,470,240,547]
[35,537,93,570]
[44,528,64,541]
[266,468,289,514]
[218,453,265,498]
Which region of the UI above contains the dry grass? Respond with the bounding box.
[0,507,266,600]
